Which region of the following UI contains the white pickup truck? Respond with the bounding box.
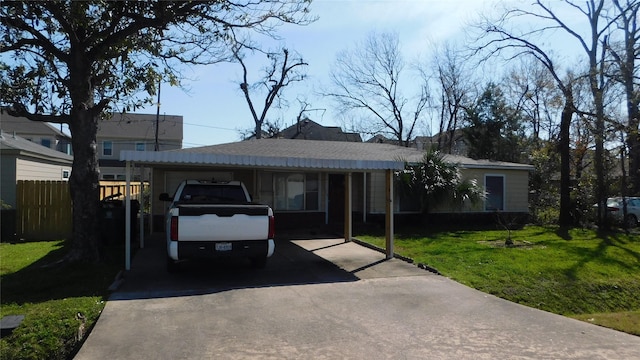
[159,180,275,271]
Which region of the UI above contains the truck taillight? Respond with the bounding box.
[268,215,275,239]
[170,216,178,241]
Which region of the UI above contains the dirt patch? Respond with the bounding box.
[478,240,546,249]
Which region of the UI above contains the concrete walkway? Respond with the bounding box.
[75,233,640,359]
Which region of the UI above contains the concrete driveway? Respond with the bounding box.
[75,233,640,359]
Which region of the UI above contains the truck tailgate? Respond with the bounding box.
[176,204,270,241]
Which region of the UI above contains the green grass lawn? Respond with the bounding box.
[0,240,122,360]
[356,225,640,336]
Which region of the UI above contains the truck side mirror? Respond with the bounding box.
[159,193,173,201]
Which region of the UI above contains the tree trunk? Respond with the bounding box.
[65,42,102,263]
[255,122,262,139]
[593,84,608,227]
[558,100,573,226]
[626,106,640,195]
[67,111,101,263]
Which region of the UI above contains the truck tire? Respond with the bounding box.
[251,256,267,269]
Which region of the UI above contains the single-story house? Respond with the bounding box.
[120,138,533,269]
[0,130,73,208]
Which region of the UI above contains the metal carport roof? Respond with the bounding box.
[119,139,413,270]
[120,138,417,170]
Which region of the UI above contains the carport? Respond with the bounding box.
[119,139,416,270]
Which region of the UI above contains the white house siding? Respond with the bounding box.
[16,158,69,181]
[368,168,530,214]
[429,168,530,213]
[100,139,182,160]
[368,171,395,214]
[503,169,530,212]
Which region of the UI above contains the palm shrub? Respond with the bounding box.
[397,148,485,213]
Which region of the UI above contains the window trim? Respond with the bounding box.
[265,171,320,212]
[103,140,113,157]
[484,174,506,212]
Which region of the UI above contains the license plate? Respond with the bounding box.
[215,242,232,252]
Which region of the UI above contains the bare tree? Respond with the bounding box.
[432,42,473,154]
[0,1,313,263]
[473,0,617,226]
[609,0,640,195]
[232,40,308,139]
[504,58,564,142]
[325,31,429,147]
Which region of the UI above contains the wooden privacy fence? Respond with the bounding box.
[99,181,144,201]
[16,180,72,240]
[15,180,146,240]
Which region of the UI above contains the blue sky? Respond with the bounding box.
[134,0,496,148]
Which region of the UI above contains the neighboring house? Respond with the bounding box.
[120,138,533,232]
[365,134,408,147]
[0,131,73,207]
[97,112,183,180]
[276,118,362,142]
[0,109,72,155]
[367,131,468,156]
[415,129,468,156]
[1,110,184,181]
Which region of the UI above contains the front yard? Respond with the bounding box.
[0,240,122,360]
[1,225,637,359]
[356,225,640,336]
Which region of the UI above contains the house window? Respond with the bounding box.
[265,172,319,211]
[485,175,505,211]
[103,141,113,156]
[102,174,116,180]
[136,142,145,151]
[41,138,52,148]
[275,173,304,210]
[305,173,319,210]
[62,169,70,180]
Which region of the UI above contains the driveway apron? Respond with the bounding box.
[75,234,640,359]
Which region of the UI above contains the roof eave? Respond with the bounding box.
[120,150,405,171]
[459,163,535,171]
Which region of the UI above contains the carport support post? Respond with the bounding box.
[125,161,131,271]
[139,165,145,249]
[344,172,352,242]
[385,169,394,259]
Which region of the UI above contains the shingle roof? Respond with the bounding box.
[444,154,533,171]
[0,131,73,163]
[121,138,534,171]
[122,139,409,170]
